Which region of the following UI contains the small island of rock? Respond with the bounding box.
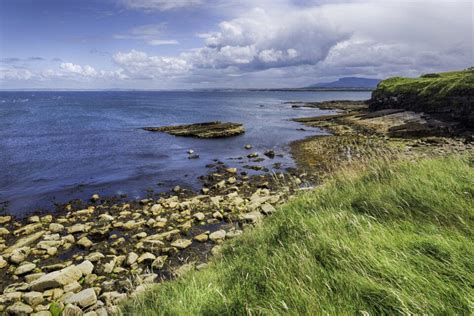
[143,121,245,138]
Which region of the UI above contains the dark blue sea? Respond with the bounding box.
[0,90,370,217]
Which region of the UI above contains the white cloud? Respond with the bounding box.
[120,0,202,11]
[113,50,191,79]
[0,68,33,80]
[60,63,98,77]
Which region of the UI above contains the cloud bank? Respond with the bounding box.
[1,0,472,88]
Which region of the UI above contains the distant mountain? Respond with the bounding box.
[307,77,381,89]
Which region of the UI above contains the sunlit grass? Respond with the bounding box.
[121,154,474,315]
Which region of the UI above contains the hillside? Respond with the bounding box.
[122,155,474,315]
[308,77,381,89]
[369,69,474,126]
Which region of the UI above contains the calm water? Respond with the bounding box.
[0,90,370,216]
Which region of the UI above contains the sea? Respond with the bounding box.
[0,90,371,217]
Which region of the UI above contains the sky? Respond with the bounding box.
[0,0,472,89]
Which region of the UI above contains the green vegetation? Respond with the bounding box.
[376,69,474,98]
[122,155,474,315]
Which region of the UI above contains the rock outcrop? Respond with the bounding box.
[143,121,245,138]
[368,69,473,128]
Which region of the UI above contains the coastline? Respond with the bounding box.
[1,99,472,314]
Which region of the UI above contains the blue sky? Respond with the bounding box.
[0,0,472,89]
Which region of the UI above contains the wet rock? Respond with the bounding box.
[244,144,253,150]
[188,153,200,159]
[144,121,245,138]
[209,230,226,243]
[30,265,82,291]
[247,152,259,158]
[65,288,97,308]
[0,215,12,224]
[6,302,33,315]
[264,150,275,158]
[22,291,43,307]
[14,262,36,275]
[194,233,208,243]
[91,194,100,202]
[226,167,237,174]
[171,239,192,249]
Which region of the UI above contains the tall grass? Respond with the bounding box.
[122,155,474,315]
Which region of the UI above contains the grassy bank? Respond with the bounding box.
[122,155,474,315]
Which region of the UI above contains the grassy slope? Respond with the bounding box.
[122,155,474,315]
[375,69,474,98]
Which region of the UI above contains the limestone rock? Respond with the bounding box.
[62,303,83,316]
[77,237,93,249]
[76,260,94,275]
[65,288,97,308]
[22,291,43,307]
[30,266,82,291]
[192,212,205,221]
[6,302,33,315]
[171,239,192,249]
[209,230,226,243]
[14,262,36,275]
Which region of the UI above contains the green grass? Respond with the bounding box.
[375,69,474,100]
[122,155,474,315]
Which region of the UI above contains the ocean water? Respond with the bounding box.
[0,90,370,216]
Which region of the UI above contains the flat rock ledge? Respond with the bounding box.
[143,121,245,138]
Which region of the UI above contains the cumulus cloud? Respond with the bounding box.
[113,50,191,79]
[60,63,98,77]
[0,67,33,80]
[120,0,202,11]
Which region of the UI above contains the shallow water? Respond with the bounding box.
[0,90,370,216]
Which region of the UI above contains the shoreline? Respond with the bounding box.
[1,100,472,314]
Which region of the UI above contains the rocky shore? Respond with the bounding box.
[1,97,472,315]
[0,148,308,315]
[143,121,245,138]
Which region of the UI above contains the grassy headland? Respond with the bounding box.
[122,154,474,315]
[370,69,474,126]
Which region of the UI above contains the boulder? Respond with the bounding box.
[64,288,97,308]
[209,230,226,243]
[14,262,36,275]
[76,260,94,275]
[62,303,83,316]
[3,231,45,254]
[30,266,82,291]
[6,302,33,315]
[22,291,43,307]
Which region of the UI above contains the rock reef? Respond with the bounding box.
[144,121,245,138]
